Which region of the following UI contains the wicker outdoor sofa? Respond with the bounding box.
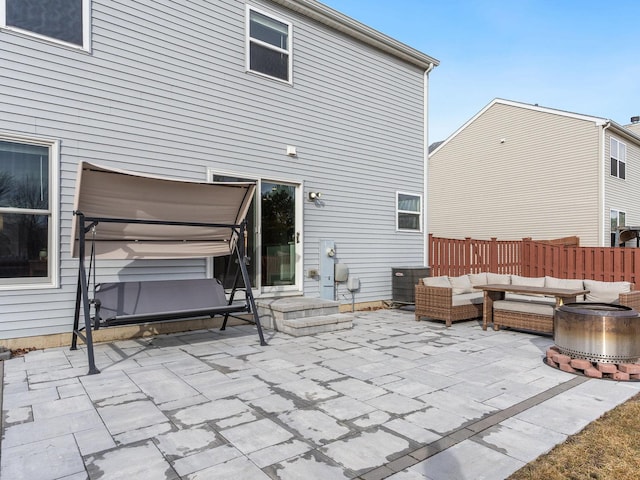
[415,273,640,333]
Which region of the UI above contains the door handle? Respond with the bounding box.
[296,232,300,243]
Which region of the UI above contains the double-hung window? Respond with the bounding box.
[610,138,626,179]
[247,7,291,82]
[0,136,58,287]
[397,192,422,232]
[1,0,91,50]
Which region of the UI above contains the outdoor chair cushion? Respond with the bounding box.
[468,272,488,288]
[493,300,554,316]
[544,276,585,291]
[502,294,555,305]
[511,275,545,287]
[451,292,484,306]
[486,272,511,285]
[449,275,473,295]
[423,275,452,288]
[583,280,632,303]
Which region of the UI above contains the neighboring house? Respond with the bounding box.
[428,99,640,247]
[0,1,438,345]
[626,118,640,135]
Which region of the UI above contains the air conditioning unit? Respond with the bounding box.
[392,267,431,304]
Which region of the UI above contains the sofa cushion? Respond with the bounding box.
[503,294,556,305]
[583,280,631,303]
[451,292,484,306]
[511,275,545,287]
[449,275,473,295]
[423,276,452,288]
[468,272,488,288]
[486,273,511,285]
[544,276,585,290]
[493,300,554,316]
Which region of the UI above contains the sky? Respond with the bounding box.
[321,0,640,142]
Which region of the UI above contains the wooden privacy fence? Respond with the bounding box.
[429,235,640,287]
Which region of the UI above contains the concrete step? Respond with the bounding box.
[256,296,340,329]
[278,313,354,337]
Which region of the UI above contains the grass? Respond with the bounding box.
[508,392,640,480]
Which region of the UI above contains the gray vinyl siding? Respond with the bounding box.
[0,0,427,339]
[625,123,640,135]
[429,102,601,245]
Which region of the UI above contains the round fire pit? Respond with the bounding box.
[554,303,640,364]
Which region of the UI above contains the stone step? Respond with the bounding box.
[256,296,340,330]
[278,313,354,337]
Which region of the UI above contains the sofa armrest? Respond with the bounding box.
[415,284,454,300]
[619,290,640,311]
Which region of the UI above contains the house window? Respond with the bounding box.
[610,209,626,246]
[397,192,422,231]
[610,138,626,179]
[2,0,90,49]
[247,7,291,82]
[0,137,58,287]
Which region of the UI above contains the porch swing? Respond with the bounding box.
[70,162,267,375]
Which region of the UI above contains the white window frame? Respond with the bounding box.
[0,0,91,52]
[396,191,422,232]
[245,5,292,84]
[610,137,626,180]
[610,208,626,246]
[0,132,60,290]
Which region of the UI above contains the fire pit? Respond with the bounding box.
[554,303,640,364]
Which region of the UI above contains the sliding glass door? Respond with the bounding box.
[209,172,301,294]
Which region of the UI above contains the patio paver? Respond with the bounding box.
[2,309,640,479]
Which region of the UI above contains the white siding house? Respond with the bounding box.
[428,99,640,247]
[0,0,439,345]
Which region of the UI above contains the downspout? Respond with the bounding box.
[600,121,611,247]
[423,62,435,267]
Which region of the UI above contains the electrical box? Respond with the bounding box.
[335,263,349,282]
[320,240,336,300]
[392,266,431,304]
[347,277,360,291]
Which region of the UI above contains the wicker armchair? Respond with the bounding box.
[414,279,483,327]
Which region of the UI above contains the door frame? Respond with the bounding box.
[207,167,304,296]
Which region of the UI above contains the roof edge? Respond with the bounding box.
[270,0,439,70]
[430,98,640,156]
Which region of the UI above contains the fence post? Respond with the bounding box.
[489,238,498,273]
[521,237,531,276]
[464,237,472,274]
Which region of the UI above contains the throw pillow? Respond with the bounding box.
[583,280,631,303]
[449,275,473,295]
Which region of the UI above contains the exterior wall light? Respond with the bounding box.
[308,191,322,201]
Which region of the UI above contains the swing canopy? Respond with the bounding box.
[71,162,256,260]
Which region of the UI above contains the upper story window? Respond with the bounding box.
[397,192,422,232]
[610,137,626,179]
[0,135,59,288]
[1,0,90,50]
[246,7,291,82]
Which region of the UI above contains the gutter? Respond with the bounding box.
[423,63,435,267]
[270,0,440,70]
[600,122,611,247]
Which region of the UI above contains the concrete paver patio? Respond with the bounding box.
[2,309,639,479]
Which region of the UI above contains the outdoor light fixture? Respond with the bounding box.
[308,191,322,201]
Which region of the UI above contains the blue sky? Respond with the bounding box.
[321,0,640,142]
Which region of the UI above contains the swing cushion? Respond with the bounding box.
[94,278,246,325]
